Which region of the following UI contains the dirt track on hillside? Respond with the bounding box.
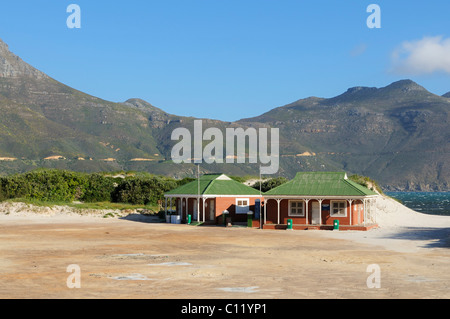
[0,215,449,299]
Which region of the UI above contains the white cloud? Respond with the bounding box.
[391,36,450,75]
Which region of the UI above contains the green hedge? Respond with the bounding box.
[0,169,87,202]
[0,169,180,205]
[81,173,117,202]
[111,176,178,205]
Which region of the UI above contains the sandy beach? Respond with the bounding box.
[0,196,449,299]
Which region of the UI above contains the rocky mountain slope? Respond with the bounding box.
[0,38,449,191]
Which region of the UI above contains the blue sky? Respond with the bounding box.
[1,1,449,121]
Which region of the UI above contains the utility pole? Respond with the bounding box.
[197,164,200,222]
[259,167,262,229]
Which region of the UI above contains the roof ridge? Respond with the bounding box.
[343,178,375,196]
[202,178,215,194]
[341,179,362,195]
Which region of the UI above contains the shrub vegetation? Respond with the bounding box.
[348,174,383,194]
[0,168,180,205]
[251,177,289,192]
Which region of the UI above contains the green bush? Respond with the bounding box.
[0,169,86,202]
[0,169,118,203]
[176,177,196,187]
[0,169,192,206]
[251,177,289,192]
[31,169,85,202]
[348,174,383,194]
[0,173,29,200]
[80,173,116,202]
[111,175,178,205]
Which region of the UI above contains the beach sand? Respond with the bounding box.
[0,197,449,299]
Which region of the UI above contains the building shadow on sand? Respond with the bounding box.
[382,227,450,249]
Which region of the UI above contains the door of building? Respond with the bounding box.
[209,200,215,221]
[193,199,198,221]
[311,201,320,225]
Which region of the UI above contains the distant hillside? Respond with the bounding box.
[443,92,450,98]
[0,38,449,191]
[239,80,450,191]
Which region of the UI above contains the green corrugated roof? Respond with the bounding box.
[264,172,377,197]
[165,174,261,196]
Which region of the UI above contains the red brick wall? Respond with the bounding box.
[264,198,366,226]
[215,197,261,223]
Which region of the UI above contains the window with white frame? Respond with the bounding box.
[289,200,305,217]
[235,198,249,214]
[331,200,347,217]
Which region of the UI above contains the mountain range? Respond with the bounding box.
[0,38,449,191]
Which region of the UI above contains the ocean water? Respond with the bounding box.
[385,192,450,216]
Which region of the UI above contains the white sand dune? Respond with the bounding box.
[374,195,450,229]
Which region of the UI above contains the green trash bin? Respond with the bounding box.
[287,219,293,230]
[247,211,253,228]
[187,214,192,225]
[333,219,339,231]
